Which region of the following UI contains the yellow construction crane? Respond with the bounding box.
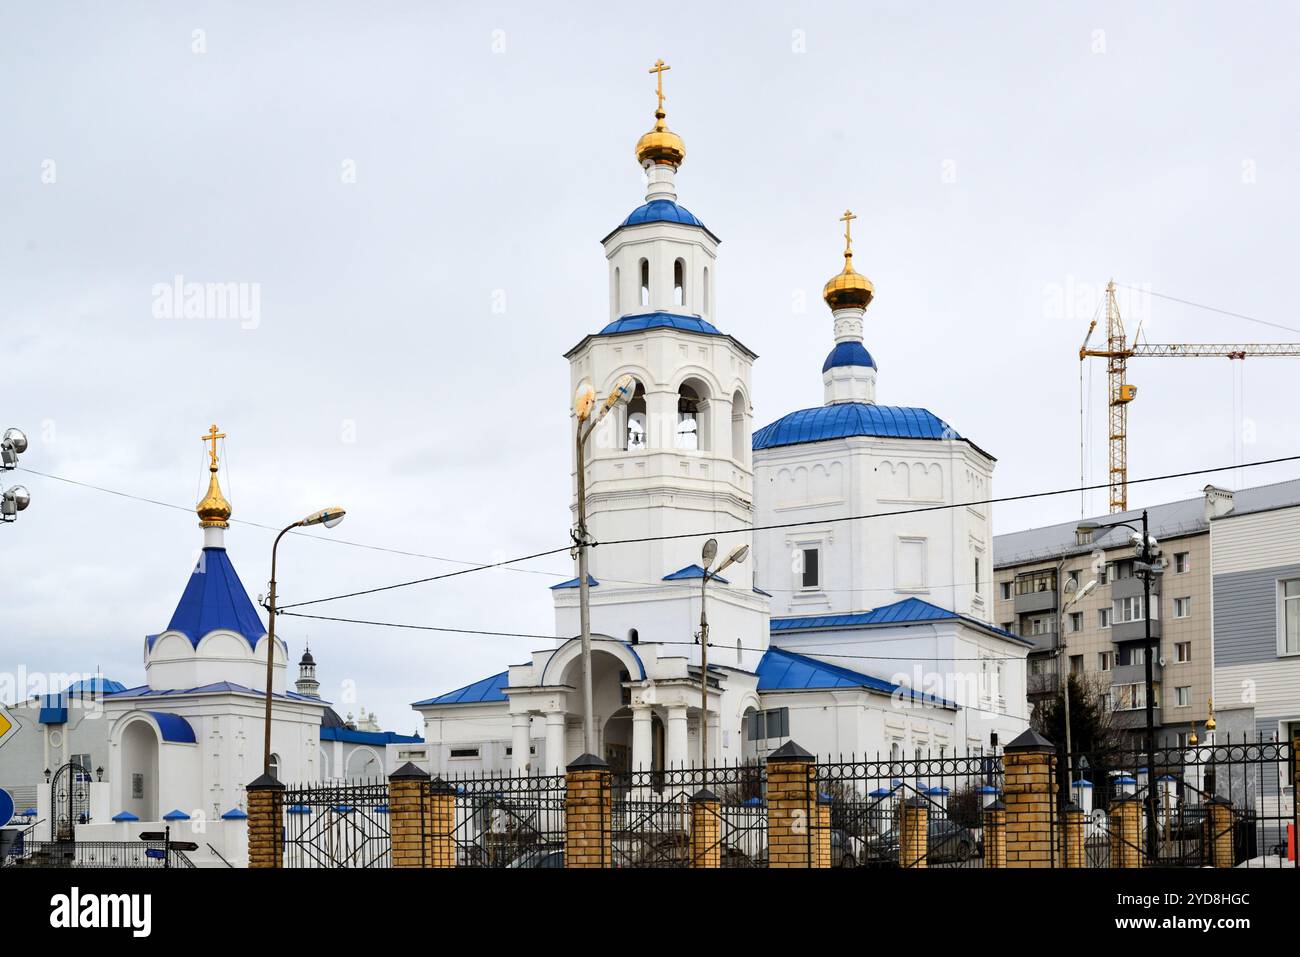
[1080,280,1300,513]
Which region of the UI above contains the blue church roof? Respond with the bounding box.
[756,647,956,708]
[662,564,729,583]
[412,671,509,707]
[319,726,424,746]
[822,341,877,372]
[598,312,722,337]
[771,596,1029,645]
[36,677,128,723]
[147,711,198,744]
[550,574,600,590]
[149,547,265,651]
[752,403,959,451]
[620,199,707,230]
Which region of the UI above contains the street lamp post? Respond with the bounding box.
[697,538,749,770]
[1058,574,1098,796]
[572,375,636,756]
[262,506,346,777]
[1077,508,1161,863]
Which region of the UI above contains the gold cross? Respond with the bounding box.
[201,424,226,470]
[649,58,671,113]
[839,209,857,256]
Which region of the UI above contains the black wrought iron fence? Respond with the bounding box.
[815,750,1004,868]
[283,778,390,868]
[1,840,193,868]
[611,764,766,868]
[444,771,566,868]
[1059,734,1296,869]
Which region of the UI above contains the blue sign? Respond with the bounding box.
[0,788,14,827]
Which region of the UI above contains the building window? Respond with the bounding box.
[132,773,144,799]
[798,547,820,589]
[71,753,91,773]
[1098,651,1113,672]
[268,754,280,780]
[1069,612,1083,633]
[397,749,428,761]
[1175,686,1191,708]
[449,747,480,759]
[1099,563,1110,585]
[639,259,650,306]
[1000,581,1012,600]
[1066,568,1082,589]
[1098,608,1111,629]
[747,707,790,741]
[974,556,981,595]
[1069,655,1083,675]
[1281,579,1300,656]
[1014,570,1056,596]
[1172,597,1191,618]
[1119,644,1145,667]
[1175,641,1192,663]
[625,380,647,451]
[675,380,708,450]
[1174,552,1190,574]
[1114,595,1157,624]
[1001,621,1015,633]
[673,258,685,306]
[1113,683,1152,711]
[702,266,710,314]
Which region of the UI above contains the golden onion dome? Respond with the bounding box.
[822,209,874,310]
[636,59,685,169]
[196,424,232,529]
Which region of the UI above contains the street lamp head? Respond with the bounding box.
[594,374,637,424]
[2,428,27,455]
[1076,579,1099,600]
[2,485,30,515]
[573,383,597,423]
[302,506,346,529]
[717,543,750,574]
[701,537,718,567]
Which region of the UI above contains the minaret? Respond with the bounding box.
[196,423,232,547]
[296,645,320,698]
[821,210,878,405]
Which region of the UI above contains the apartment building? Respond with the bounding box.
[994,490,1226,748]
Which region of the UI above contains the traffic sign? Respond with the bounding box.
[0,704,18,750]
[169,841,199,852]
[138,831,168,842]
[0,788,14,827]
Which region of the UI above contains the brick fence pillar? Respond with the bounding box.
[1064,803,1085,868]
[246,773,284,869]
[983,801,1006,868]
[899,797,928,868]
[766,740,816,868]
[388,762,431,868]
[1003,729,1056,868]
[815,793,832,868]
[565,754,611,868]
[1110,795,1143,868]
[689,789,721,868]
[1205,796,1235,869]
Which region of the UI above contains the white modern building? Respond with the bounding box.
[411,70,1030,776]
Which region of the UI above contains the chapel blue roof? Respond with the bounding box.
[756,647,956,708]
[148,547,265,651]
[752,403,959,451]
[319,726,424,746]
[147,711,198,744]
[106,681,325,703]
[770,596,1029,645]
[621,199,707,230]
[412,671,509,707]
[550,575,600,590]
[598,312,722,337]
[823,341,877,372]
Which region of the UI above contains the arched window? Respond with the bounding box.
[613,266,621,313]
[625,380,647,451]
[731,389,748,464]
[673,258,685,307]
[676,379,710,451]
[702,266,710,315]
[268,753,281,781]
[628,628,639,646]
[639,259,650,307]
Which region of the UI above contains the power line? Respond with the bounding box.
[279,610,1040,662]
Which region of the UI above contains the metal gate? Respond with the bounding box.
[49,762,92,842]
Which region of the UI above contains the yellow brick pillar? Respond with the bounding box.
[983,801,1006,868]
[1205,797,1235,869]
[766,740,816,868]
[1064,803,1086,868]
[1003,729,1056,868]
[246,773,284,869]
[899,797,928,868]
[565,754,611,868]
[1110,795,1143,868]
[816,794,832,868]
[689,789,722,868]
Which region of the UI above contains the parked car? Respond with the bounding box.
[865,818,976,864]
[831,828,863,868]
[505,845,564,868]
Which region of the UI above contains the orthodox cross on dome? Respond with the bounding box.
[202,424,226,470]
[649,58,671,114]
[839,209,857,262]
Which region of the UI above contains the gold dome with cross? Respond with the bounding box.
[635,59,686,168]
[196,424,232,529]
[822,210,875,310]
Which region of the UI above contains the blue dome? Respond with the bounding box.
[147,547,266,651]
[621,200,706,229]
[752,403,960,451]
[598,311,722,336]
[823,341,877,372]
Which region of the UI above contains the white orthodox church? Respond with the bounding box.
[413,66,1030,778]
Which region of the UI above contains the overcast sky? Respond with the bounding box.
[3,2,1299,733]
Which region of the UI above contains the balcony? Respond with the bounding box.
[1027,670,1059,698]
[1014,589,1058,615]
[1019,628,1058,654]
[1112,575,1157,601]
[1112,659,1162,686]
[1112,618,1161,644]
[1112,707,1162,730]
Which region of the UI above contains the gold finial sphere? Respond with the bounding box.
[822,209,874,310]
[635,58,685,169]
[196,423,232,529]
